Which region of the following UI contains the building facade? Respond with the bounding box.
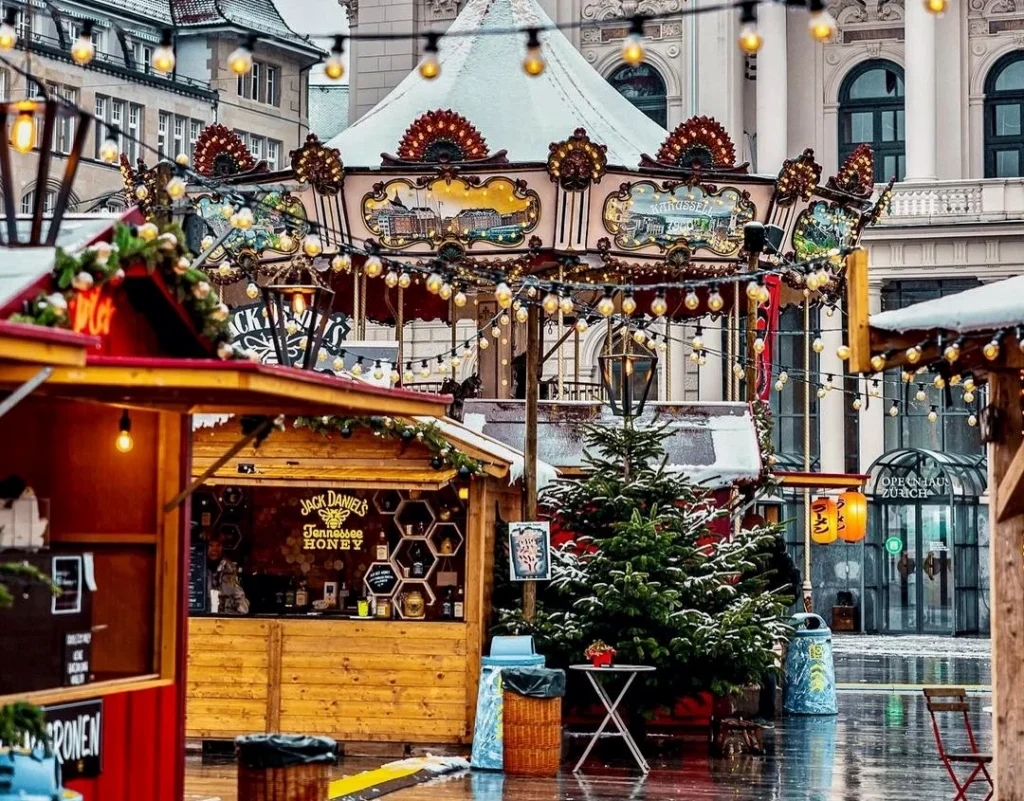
[2,0,321,214]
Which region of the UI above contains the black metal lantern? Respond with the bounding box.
[598,343,658,417]
[260,272,335,370]
[0,97,90,246]
[978,404,1004,445]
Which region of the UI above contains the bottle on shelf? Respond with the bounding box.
[441,586,454,620]
[296,580,309,609]
[410,541,427,578]
[376,530,389,561]
[453,585,464,620]
[414,520,426,537]
[284,577,296,609]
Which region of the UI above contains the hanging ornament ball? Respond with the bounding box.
[340,425,352,438]
[812,337,825,354]
[836,344,851,361]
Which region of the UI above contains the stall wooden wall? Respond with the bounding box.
[187,618,472,743]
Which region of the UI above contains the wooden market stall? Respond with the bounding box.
[845,249,1024,799]
[0,229,449,801]
[184,414,529,745]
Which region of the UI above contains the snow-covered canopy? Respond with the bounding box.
[871,275,1024,335]
[329,0,667,167]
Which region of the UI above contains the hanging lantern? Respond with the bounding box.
[810,497,838,544]
[260,267,335,370]
[836,490,867,543]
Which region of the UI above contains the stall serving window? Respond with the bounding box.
[190,485,469,621]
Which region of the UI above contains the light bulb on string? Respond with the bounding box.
[775,379,784,392]
[651,293,668,317]
[869,380,881,398]
[852,396,863,411]
[708,286,724,313]
[964,390,975,404]
[404,364,415,384]
[943,339,962,363]
[478,336,490,351]
[499,313,510,327]
[454,290,468,307]
[115,410,134,453]
[575,318,589,334]
[419,33,441,80]
[621,294,637,316]
[325,36,346,81]
[350,358,363,377]
[303,235,322,258]
[542,293,559,315]
[559,295,574,315]
[983,335,1002,361]
[439,282,453,301]
[824,374,834,391]
[398,272,411,288]
[915,385,927,402]
[10,100,37,154]
[870,353,886,372]
[836,344,851,361]
[968,414,978,427]
[753,337,765,354]
[906,345,923,364]
[331,253,351,273]
[166,176,187,200]
[928,406,938,423]
[684,289,700,311]
[228,34,256,75]
[246,282,259,300]
[733,362,745,378]
[597,294,615,317]
[153,28,176,74]
[934,375,946,389]
[949,373,962,386]
[516,307,529,324]
[737,1,763,54]
[807,0,837,42]
[622,15,646,66]
[99,126,119,163]
[691,329,704,351]
[889,402,899,418]
[71,21,96,65]
[745,280,760,301]
[816,385,827,400]
[385,271,399,288]
[812,337,825,354]
[522,28,545,76]
[924,0,948,13]
[426,273,443,294]
[495,282,513,308]
[420,360,431,378]
[0,9,18,51]
[964,377,976,393]
[491,325,502,338]
[634,329,647,345]
[779,371,789,384]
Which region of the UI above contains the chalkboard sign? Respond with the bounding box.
[364,562,399,596]
[63,631,91,687]
[189,537,208,613]
[42,699,103,780]
[52,556,82,614]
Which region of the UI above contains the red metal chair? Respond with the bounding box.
[923,688,993,801]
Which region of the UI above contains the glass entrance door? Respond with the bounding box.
[880,503,955,634]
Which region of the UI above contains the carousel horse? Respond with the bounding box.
[439,374,483,421]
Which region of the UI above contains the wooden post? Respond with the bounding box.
[990,369,1024,800]
[522,303,540,622]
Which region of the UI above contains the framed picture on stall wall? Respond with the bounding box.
[509,522,551,582]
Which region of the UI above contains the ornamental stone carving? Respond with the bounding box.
[339,0,358,23]
[827,0,904,26]
[581,0,683,21]
[424,0,459,21]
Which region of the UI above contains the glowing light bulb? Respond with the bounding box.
[651,294,669,317]
[385,271,399,288]
[753,337,765,354]
[291,292,309,317]
[303,236,323,258]
[738,22,763,54]
[246,282,259,300]
[71,22,96,65]
[559,296,574,315]
[152,29,175,74]
[889,403,899,418]
[779,371,789,384]
[439,282,453,301]
[708,289,724,313]
[478,337,489,351]
[691,334,704,351]
[916,387,927,402]
[944,342,961,363]
[495,282,513,308]
[517,307,529,324]
[99,132,119,164]
[983,339,1000,360]
[812,337,825,354]
[928,407,938,423]
[454,290,468,307]
[852,397,863,411]
[621,295,637,316]
[836,344,851,361]
[775,380,784,392]
[426,273,443,294]
[746,280,760,301]
[684,290,700,311]
[419,34,441,79]
[870,353,886,372]
[0,14,17,52]
[934,375,946,389]
[808,8,837,41]
[575,318,589,334]
[9,102,36,155]
[817,386,827,399]
[522,29,545,76]
[115,411,133,453]
[924,0,948,13]
[325,36,345,80]
[398,272,411,288]
[597,296,615,317]
[542,293,559,315]
[906,345,922,364]
[331,254,351,273]
[228,37,255,75]
[166,176,187,200]
[351,361,363,377]
[968,414,978,427]
[633,329,647,345]
[964,391,975,404]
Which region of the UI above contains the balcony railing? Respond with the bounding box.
[870,178,1024,226]
[403,379,605,402]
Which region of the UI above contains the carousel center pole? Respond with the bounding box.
[802,296,813,612]
[523,302,540,623]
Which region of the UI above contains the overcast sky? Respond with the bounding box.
[274,0,350,82]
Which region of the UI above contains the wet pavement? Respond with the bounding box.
[185,636,994,801]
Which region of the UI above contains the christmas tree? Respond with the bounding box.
[494,416,794,711]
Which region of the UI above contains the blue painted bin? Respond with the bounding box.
[469,636,545,770]
[782,613,838,716]
[0,748,83,801]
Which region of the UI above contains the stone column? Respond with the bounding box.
[755,1,788,172]
[904,0,937,180]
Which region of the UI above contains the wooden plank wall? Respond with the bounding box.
[187,619,472,743]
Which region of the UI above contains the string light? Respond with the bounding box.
[933,375,946,389]
[325,36,346,81]
[398,272,412,288]
[559,295,574,315]
[597,294,615,317]
[385,270,399,288]
[228,34,256,75]
[737,1,763,54]
[478,336,490,350]
[115,410,134,453]
[516,307,529,323]
[745,280,761,301]
[927,406,938,423]
[635,329,648,345]
[852,395,863,411]
[915,385,927,402]
[812,337,825,354]
[968,414,978,427]
[708,286,724,313]
[404,364,415,383]
[943,338,963,363]
[420,360,431,378]
[71,21,96,65]
[166,176,187,200]
[495,282,513,308]
[542,293,559,314]
[426,273,443,294]
[753,337,765,354]
[924,0,948,13]
[733,362,745,378]
[870,353,886,372]
[351,357,364,377]
[621,294,637,316]
[964,390,975,404]
[303,235,323,258]
[454,290,468,307]
[99,126,119,163]
[420,33,441,80]
[906,344,923,364]
[439,282,453,300]
[331,254,351,273]
[816,385,827,399]
[684,289,700,311]
[691,326,704,351]
[0,9,18,51]
[522,28,545,76]
[622,15,646,66]
[983,331,1004,360]
[889,401,899,418]
[775,379,784,392]
[575,318,589,334]
[153,28,176,74]
[836,344,850,361]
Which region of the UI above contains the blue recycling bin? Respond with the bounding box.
[470,635,545,770]
[0,748,83,801]
[783,613,838,716]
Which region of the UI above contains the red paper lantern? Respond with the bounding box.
[810,497,838,544]
[837,490,868,543]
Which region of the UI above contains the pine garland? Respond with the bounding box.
[293,415,483,476]
[8,221,231,345]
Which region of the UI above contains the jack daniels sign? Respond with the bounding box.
[0,699,103,780]
[229,302,350,368]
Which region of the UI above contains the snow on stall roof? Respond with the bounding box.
[463,401,762,489]
[871,274,1024,335]
[328,0,667,167]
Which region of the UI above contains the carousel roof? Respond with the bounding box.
[328,0,667,168]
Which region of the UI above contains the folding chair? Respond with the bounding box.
[923,688,993,801]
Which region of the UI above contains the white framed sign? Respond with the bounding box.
[508,521,551,582]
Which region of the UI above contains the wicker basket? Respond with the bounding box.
[237,763,331,801]
[503,690,563,776]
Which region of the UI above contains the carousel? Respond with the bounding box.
[120,0,892,402]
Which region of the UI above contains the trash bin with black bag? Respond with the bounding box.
[235,734,337,801]
[502,666,566,776]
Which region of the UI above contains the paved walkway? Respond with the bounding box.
[834,634,991,690]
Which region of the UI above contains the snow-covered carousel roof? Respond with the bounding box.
[329,0,667,167]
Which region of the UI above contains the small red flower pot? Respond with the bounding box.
[591,651,613,668]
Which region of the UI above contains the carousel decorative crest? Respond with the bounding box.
[119,154,156,215]
[828,144,875,197]
[291,133,344,194]
[792,201,859,262]
[194,191,310,267]
[193,124,256,177]
[645,116,740,172]
[856,176,896,234]
[774,148,822,204]
[546,128,608,192]
[393,109,492,164]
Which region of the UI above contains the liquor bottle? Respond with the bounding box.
[296,580,308,608]
[376,530,389,561]
[284,577,296,609]
[441,587,454,620]
[453,585,464,620]
[414,520,426,537]
[410,542,426,578]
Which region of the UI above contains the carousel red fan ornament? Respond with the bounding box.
[193,124,256,177]
[396,109,490,163]
[830,144,875,196]
[653,116,737,170]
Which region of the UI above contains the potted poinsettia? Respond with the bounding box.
[584,640,616,668]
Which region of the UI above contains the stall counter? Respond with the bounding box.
[186,616,477,743]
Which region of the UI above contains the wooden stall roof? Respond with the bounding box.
[0,320,98,367]
[198,464,458,490]
[0,355,451,417]
[776,471,868,489]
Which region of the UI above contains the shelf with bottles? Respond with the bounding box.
[393,499,435,539]
[427,523,463,558]
[393,537,436,582]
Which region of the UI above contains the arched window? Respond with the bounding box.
[838,60,905,182]
[985,52,1024,178]
[608,63,667,128]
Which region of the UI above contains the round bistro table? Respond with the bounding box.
[569,664,656,774]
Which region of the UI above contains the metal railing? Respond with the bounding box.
[403,379,606,402]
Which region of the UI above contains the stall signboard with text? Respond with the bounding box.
[509,522,551,581]
[42,699,103,780]
[300,491,370,550]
